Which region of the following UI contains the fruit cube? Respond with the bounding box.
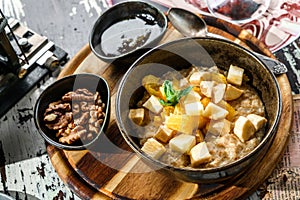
[155,125,176,143]
[246,114,267,131]
[143,95,163,114]
[169,134,196,154]
[165,114,198,135]
[189,142,212,167]
[141,138,166,159]
[233,116,256,142]
[203,102,229,120]
[227,65,244,86]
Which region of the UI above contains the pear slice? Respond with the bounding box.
[212,83,226,103]
[189,142,212,167]
[128,108,145,125]
[143,95,163,114]
[141,138,166,159]
[184,101,204,116]
[200,81,214,98]
[207,119,231,136]
[246,114,267,131]
[233,116,256,142]
[165,114,198,135]
[224,84,244,101]
[203,102,229,120]
[169,134,196,154]
[227,65,244,86]
[155,125,175,143]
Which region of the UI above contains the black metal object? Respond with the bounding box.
[0,45,67,118]
[0,17,21,75]
[0,13,68,118]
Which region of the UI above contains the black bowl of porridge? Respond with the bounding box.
[115,37,282,183]
[34,73,110,150]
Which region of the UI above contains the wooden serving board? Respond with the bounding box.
[47,15,293,200]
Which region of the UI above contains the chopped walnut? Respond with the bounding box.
[59,129,87,144]
[62,90,95,102]
[74,112,89,126]
[80,102,89,112]
[43,88,106,145]
[72,103,80,116]
[89,124,99,134]
[44,113,58,122]
[45,112,72,130]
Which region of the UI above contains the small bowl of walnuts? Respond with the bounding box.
[34,73,110,150]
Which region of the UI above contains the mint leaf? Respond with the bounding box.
[177,86,193,102]
[160,80,193,106]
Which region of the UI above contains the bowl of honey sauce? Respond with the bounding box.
[89,1,168,65]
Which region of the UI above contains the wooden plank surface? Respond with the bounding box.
[50,15,293,199]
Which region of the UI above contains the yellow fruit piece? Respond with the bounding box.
[169,134,196,154]
[224,84,244,101]
[144,83,161,98]
[207,119,231,136]
[246,114,267,131]
[141,138,166,159]
[189,142,212,167]
[155,125,176,143]
[142,76,166,101]
[203,102,229,120]
[210,72,227,84]
[165,114,199,135]
[233,116,256,142]
[227,65,244,86]
[142,75,160,86]
[192,86,202,96]
[174,102,184,115]
[143,95,163,114]
[198,115,209,129]
[201,97,211,108]
[163,106,175,116]
[128,108,145,125]
[217,100,237,121]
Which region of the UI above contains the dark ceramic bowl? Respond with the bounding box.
[116,37,282,183]
[34,73,110,150]
[0,193,14,200]
[89,1,168,64]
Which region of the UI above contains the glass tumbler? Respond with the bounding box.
[206,0,271,24]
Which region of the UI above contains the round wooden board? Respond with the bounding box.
[47,14,293,200]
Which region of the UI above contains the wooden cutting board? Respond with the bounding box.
[47,15,293,200]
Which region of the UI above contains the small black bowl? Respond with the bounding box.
[89,1,168,64]
[34,73,110,150]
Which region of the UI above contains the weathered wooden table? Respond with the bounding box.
[0,0,299,199]
[0,0,110,199]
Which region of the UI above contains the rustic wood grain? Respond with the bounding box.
[48,16,293,200]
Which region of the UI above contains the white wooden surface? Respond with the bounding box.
[0,0,109,199]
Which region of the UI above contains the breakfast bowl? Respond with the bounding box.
[89,1,168,64]
[34,73,110,150]
[115,37,282,183]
